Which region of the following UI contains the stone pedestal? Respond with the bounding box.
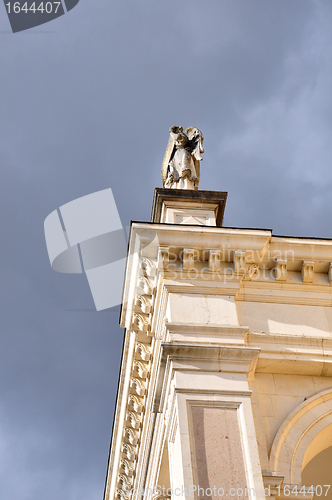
[151,188,227,226]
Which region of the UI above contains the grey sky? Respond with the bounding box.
[1,1,332,499]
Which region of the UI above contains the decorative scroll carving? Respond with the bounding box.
[130,378,147,397]
[118,474,133,490]
[135,342,151,361]
[128,394,145,413]
[123,427,140,446]
[137,276,154,295]
[126,411,141,430]
[134,295,152,314]
[115,488,131,500]
[122,442,137,461]
[140,257,156,277]
[120,458,136,476]
[132,313,150,332]
[113,243,157,500]
[133,360,149,379]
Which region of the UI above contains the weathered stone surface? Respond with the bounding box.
[161,126,204,190]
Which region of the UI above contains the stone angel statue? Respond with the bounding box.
[161,126,204,190]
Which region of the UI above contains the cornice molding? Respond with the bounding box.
[248,332,332,376]
[153,342,260,414]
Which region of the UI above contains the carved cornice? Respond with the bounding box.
[122,223,332,330]
[113,336,152,500]
[109,255,158,500]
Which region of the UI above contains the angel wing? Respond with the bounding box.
[161,135,175,187]
[185,127,204,188]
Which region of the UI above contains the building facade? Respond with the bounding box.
[104,188,332,500]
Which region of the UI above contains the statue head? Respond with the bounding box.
[175,132,188,148]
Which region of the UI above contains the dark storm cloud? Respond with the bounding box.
[1,1,332,499]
